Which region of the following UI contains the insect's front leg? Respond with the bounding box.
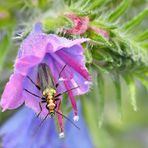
[27,76,41,90]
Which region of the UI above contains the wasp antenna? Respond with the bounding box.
[55,110,80,130]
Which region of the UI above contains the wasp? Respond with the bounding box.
[24,63,79,130]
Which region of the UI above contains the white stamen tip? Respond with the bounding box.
[84,81,92,85]
[59,132,65,138]
[73,115,79,122]
[59,77,65,81]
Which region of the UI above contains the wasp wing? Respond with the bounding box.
[37,63,55,92]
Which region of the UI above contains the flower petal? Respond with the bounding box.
[0,73,25,111]
[0,105,93,148]
[18,30,50,58]
[57,50,90,80]
[15,56,42,76]
[47,34,89,52]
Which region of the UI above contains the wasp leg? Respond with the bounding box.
[55,104,57,109]
[55,86,79,98]
[58,64,67,79]
[55,83,59,88]
[55,110,80,130]
[24,88,45,100]
[55,65,67,88]
[37,102,43,118]
[24,89,41,98]
[41,100,46,103]
[27,76,40,90]
[55,100,80,130]
[37,113,50,130]
[55,98,60,101]
[40,113,49,125]
[46,104,49,110]
[41,97,46,100]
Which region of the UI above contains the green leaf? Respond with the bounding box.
[97,73,105,127]
[80,0,91,10]
[140,42,148,49]
[43,16,69,32]
[84,46,93,64]
[111,38,123,55]
[122,8,148,32]
[123,75,137,111]
[86,0,107,11]
[135,29,148,41]
[38,0,49,8]
[111,73,122,118]
[108,0,130,22]
[0,7,11,28]
[88,30,112,48]
[0,31,12,71]
[137,76,148,90]
[93,63,108,73]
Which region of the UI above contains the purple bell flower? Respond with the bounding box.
[0,22,91,136]
[0,105,93,148]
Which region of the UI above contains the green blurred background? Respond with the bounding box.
[0,0,148,148]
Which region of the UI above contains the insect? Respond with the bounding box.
[24,63,79,130]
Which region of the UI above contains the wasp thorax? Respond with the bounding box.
[48,102,56,109]
[43,88,56,96]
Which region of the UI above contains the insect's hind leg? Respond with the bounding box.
[37,102,43,118]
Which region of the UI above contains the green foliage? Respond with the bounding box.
[111,73,122,117]
[122,8,148,32]
[97,72,105,127]
[123,74,137,111]
[108,0,130,22]
[0,28,14,71]
[134,29,148,41]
